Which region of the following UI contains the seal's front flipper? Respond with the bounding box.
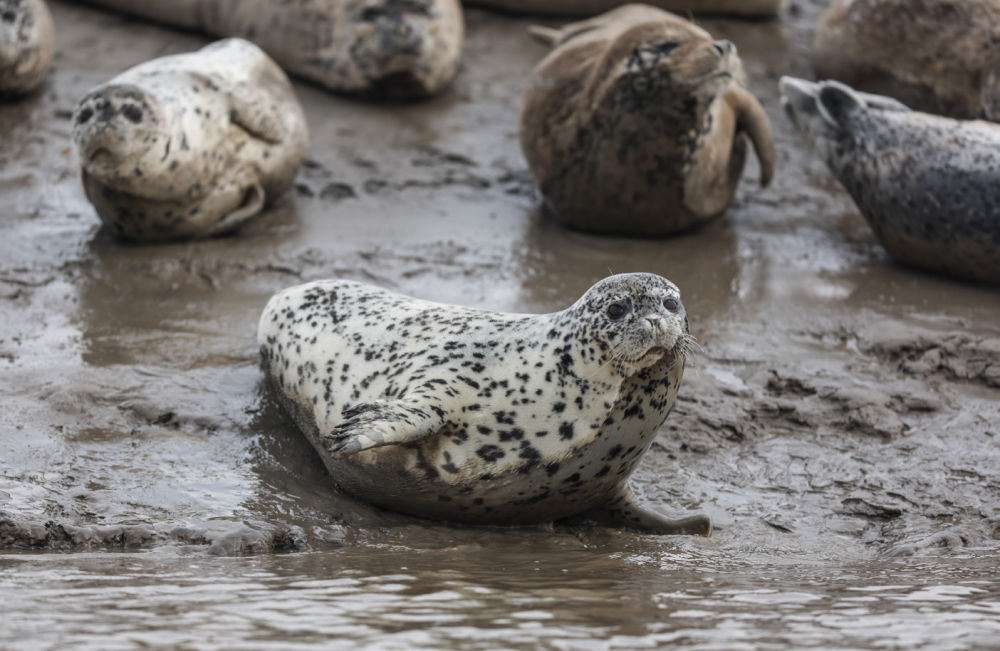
[583,489,712,536]
[728,85,775,187]
[324,399,448,459]
[227,84,288,144]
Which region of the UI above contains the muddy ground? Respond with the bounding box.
[1,0,999,647]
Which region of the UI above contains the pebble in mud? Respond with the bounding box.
[466,0,785,17]
[71,38,308,242]
[780,76,1000,284]
[78,0,464,99]
[519,4,775,236]
[258,273,712,535]
[0,0,54,96]
[813,0,1000,121]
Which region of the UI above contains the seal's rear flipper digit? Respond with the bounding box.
[324,399,447,459]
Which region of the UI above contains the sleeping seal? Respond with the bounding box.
[79,0,464,99]
[258,273,712,535]
[72,38,308,242]
[0,0,53,96]
[813,0,1000,121]
[519,4,775,235]
[780,76,1000,284]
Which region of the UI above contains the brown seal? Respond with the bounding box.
[813,0,1000,120]
[519,4,775,236]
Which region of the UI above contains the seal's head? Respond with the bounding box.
[0,0,53,95]
[344,0,459,98]
[72,77,228,201]
[571,273,690,378]
[591,20,744,115]
[780,76,910,169]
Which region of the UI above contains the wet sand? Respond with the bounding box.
[1,0,999,648]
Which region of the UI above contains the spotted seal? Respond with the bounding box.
[780,76,1000,284]
[519,4,775,236]
[258,273,712,535]
[80,0,463,99]
[467,0,785,18]
[72,38,308,242]
[0,0,53,96]
[813,0,1000,121]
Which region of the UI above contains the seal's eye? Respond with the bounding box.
[656,41,679,55]
[121,104,143,124]
[663,298,680,312]
[1,11,16,23]
[607,301,630,321]
[75,108,94,124]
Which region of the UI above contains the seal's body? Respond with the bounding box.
[519,5,774,236]
[781,77,1000,284]
[72,38,308,242]
[81,0,463,99]
[0,0,53,96]
[813,0,1000,121]
[258,273,711,535]
[467,0,785,17]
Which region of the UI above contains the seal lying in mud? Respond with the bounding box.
[72,38,308,242]
[519,4,774,236]
[780,76,1000,284]
[258,273,712,535]
[80,0,463,99]
[0,0,54,96]
[813,0,1000,121]
[467,0,785,18]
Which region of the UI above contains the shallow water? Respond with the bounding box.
[2,0,999,648]
[4,546,1000,649]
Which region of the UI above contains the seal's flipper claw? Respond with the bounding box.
[527,25,562,45]
[323,399,448,458]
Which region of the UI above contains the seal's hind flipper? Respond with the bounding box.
[200,181,265,237]
[324,400,448,459]
[582,489,712,536]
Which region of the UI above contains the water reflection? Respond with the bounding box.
[2,549,998,649]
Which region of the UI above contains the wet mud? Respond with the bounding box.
[1,0,999,648]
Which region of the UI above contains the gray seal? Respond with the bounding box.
[467,0,785,17]
[519,4,774,236]
[780,76,1000,284]
[80,0,464,99]
[813,0,1000,121]
[0,0,53,96]
[258,273,712,535]
[72,38,308,242]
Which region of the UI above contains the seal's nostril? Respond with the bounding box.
[121,104,143,124]
[713,40,733,56]
[76,107,94,124]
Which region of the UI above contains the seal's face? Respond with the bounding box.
[72,75,231,201]
[345,0,442,96]
[575,274,690,378]
[72,85,170,192]
[608,23,743,111]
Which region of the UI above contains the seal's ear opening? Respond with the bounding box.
[816,81,864,128]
